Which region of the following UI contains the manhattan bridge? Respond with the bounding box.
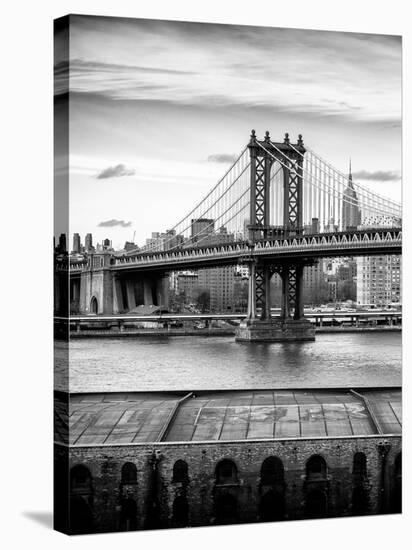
[63,131,402,341]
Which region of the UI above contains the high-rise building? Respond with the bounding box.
[124,241,139,252]
[72,233,81,253]
[85,233,94,252]
[175,272,199,301]
[191,218,214,244]
[342,161,362,231]
[302,260,330,306]
[304,218,320,235]
[198,266,236,312]
[356,255,401,307]
[192,226,238,312]
[58,233,67,253]
[142,229,185,252]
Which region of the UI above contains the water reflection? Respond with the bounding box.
[62,332,401,393]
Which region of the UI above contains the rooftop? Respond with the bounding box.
[54,389,401,447]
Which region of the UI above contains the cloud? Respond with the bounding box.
[207,154,238,163]
[66,17,401,124]
[352,170,400,182]
[98,219,132,228]
[96,164,135,179]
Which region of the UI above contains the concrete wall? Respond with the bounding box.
[78,260,170,315]
[59,435,401,534]
[80,269,114,315]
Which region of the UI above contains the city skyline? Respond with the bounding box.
[55,16,402,249]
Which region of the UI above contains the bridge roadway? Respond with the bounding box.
[68,228,401,274]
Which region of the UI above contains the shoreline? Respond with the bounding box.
[66,325,401,338]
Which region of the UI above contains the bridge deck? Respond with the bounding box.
[55,389,401,446]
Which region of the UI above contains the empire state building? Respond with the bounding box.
[342,160,362,230]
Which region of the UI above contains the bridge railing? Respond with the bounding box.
[65,228,401,273]
[112,228,401,268]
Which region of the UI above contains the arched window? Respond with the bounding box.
[120,497,137,531]
[215,493,238,524]
[260,456,284,486]
[215,459,238,485]
[260,489,285,521]
[172,460,188,483]
[172,495,189,527]
[305,489,327,519]
[306,455,327,481]
[121,462,137,484]
[90,296,98,314]
[70,465,93,495]
[353,452,367,478]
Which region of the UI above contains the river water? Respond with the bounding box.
[57,332,401,393]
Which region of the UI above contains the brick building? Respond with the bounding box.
[55,388,402,534]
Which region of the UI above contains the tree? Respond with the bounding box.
[194,288,210,312]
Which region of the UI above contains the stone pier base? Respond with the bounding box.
[235,318,315,342]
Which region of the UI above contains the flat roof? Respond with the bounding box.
[55,389,401,447]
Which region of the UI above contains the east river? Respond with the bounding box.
[56,332,401,393]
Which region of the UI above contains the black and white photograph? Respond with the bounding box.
[52,12,402,537]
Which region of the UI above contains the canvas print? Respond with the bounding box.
[54,15,402,535]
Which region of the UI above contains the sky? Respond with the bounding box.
[54,15,402,249]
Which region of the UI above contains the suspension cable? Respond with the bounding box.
[260,140,400,219]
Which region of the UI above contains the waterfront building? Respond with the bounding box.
[356,255,401,307]
[303,261,328,306]
[55,388,402,534]
[170,271,199,308]
[233,272,248,312]
[198,265,237,312]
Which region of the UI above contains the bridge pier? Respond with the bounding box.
[236,262,314,342]
[236,130,315,343]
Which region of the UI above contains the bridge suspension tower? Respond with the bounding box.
[236,130,315,341]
